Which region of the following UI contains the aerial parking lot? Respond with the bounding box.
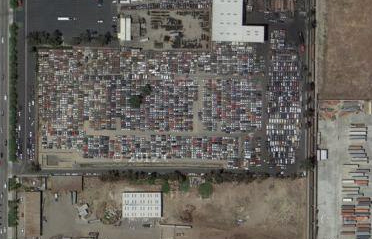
[28,0,117,43]
[33,2,307,175]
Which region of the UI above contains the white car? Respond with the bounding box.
[0,228,2,234]
[3,95,7,101]
[3,183,6,189]
[1,37,4,44]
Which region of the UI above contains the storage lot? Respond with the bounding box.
[123,9,210,50]
[318,101,372,239]
[31,0,307,174]
[36,46,265,167]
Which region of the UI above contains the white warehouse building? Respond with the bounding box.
[118,16,132,41]
[122,192,162,218]
[212,0,266,43]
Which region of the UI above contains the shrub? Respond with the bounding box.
[198,182,213,199]
[161,180,170,193]
[179,180,190,192]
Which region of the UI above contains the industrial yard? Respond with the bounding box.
[120,9,211,49]
[318,101,372,239]
[40,176,306,239]
[315,1,372,238]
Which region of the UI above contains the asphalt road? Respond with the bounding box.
[0,0,10,236]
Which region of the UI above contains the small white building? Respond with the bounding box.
[317,149,328,161]
[212,0,265,43]
[122,192,162,218]
[118,17,131,41]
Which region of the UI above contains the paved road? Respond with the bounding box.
[0,0,10,236]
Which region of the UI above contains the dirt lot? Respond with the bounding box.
[318,0,372,99]
[163,178,306,239]
[72,177,306,239]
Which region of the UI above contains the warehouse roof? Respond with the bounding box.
[24,192,41,238]
[118,17,131,41]
[122,192,162,218]
[212,0,265,43]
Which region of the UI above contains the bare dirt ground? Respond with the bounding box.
[318,0,372,100]
[77,177,306,239]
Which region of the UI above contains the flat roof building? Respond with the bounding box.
[212,0,266,43]
[122,192,162,218]
[118,17,131,41]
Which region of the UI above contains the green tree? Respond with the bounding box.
[8,200,19,227]
[8,23,19,162]
[300,157,315,170]
[141,84,152,96]
[10,0,18,9]
[50,29,63,46]
[129,95,143,108]
[8,177,21,191]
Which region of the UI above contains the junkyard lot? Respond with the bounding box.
[42,177,306,239]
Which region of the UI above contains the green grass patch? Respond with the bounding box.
[147,177,156,185]
[198,182,213,199]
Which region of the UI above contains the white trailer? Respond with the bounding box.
[349,131,367,136]
[343,198,354,202]
[57,17,72,21]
